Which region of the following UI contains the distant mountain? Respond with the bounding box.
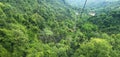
[106,0,119,2]
[65,0,119,8]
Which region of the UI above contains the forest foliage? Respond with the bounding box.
[0,0,120,57]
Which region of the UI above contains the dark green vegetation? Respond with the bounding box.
[0,0,120,57]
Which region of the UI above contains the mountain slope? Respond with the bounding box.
[0,0,120,57]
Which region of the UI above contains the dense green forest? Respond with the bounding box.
[0,0,120,57]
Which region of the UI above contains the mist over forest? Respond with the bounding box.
[65,0,119,7]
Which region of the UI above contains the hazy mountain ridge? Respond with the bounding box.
[65,0,119,8]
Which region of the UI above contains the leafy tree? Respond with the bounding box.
[73,38,112,57]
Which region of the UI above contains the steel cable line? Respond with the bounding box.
[80,0,88,18]
[74,0,88,31]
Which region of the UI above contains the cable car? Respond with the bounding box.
[88,10,96,16]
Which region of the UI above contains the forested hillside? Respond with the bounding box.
[0,0,120,57]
